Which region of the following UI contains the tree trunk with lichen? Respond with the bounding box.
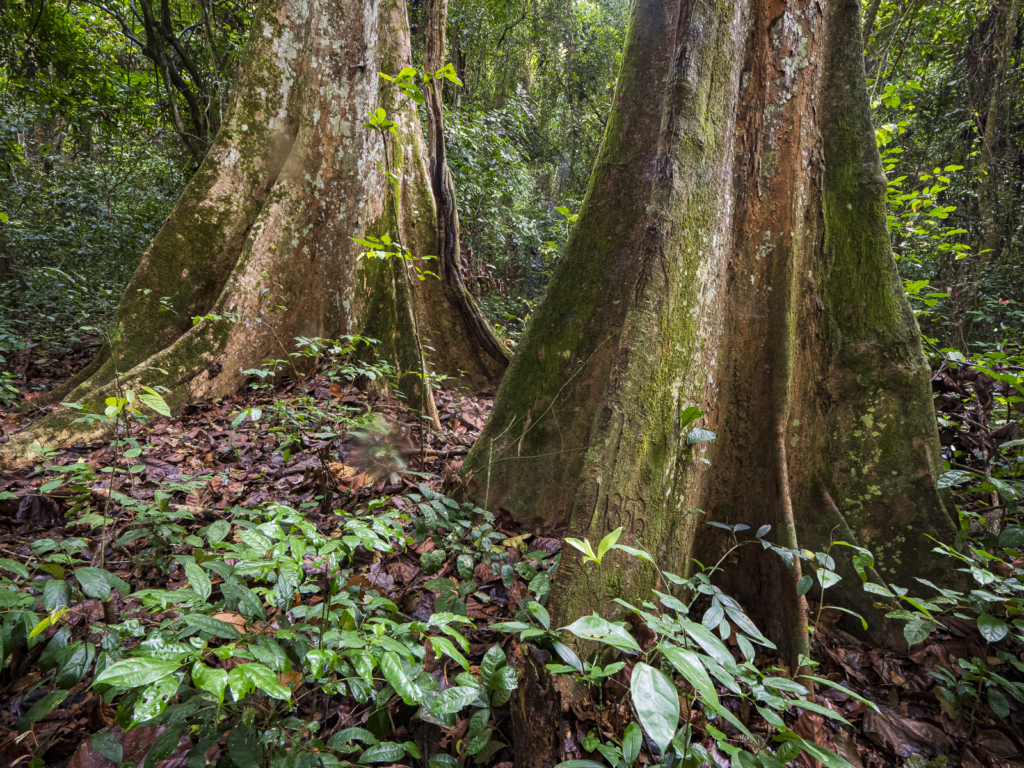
[460,0,957,710]
[3,0,502,466]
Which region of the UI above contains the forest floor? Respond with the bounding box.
[0,341,1020,768]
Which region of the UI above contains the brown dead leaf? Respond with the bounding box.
[329,462,373,489]
[863,706,952,758]
[793,711,828,768]
[212,612,246,635]
[278,671,303,688]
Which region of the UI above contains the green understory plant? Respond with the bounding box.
[495,530,875,768]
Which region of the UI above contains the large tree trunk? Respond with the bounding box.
[3,0,498,465]
[460,0,958,671]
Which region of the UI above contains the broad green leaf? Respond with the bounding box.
[327,727,379,749]
[43,579,70,610]
[481,644,507,685]
[999,526,1024,548]
[182,614,242,640]
[597,527,623,560]
[796,738,857,768]
[552,641,583,672]
[561,614,640,652]
[797,575,814,596]
[207,520,230,543]
[790,699,852,726]
[360,742,407,763]
[428,685,482,715]
[429,636,469,670]
[679,618,735,671]
[242,662,290,701]
[191,662,228,703]
[679,406,704,429]
[978,614,1009,643]
[381,652,422,705]
[96,657,180,688]
[797,675,880,713]
[138,390,171,417]
[18,690,68,733]
[611,544,660,569]
[623,721,642,766]
[763,677,808,695]
[903,616,936,647]
[988,686,1010,718]
[725,605,773,647]
[91,732,123,763]
[527,601,550,629]
[182,562,211,602]
[0,558,30,579]
[75,567,130,600]
[630,662,679,755]
[663,647,719,709]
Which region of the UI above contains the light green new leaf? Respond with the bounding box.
[597,527,623,560]
[138,388,171,417]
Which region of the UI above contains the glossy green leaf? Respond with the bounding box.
[380,652,421,705]
[561,614,640,652]
[978,614,1009,643]
[663,647,719,709]
[630,662,679,755]
[95,657,179,688]
[75,567,130,600]
[623,721,642,765]
[360,742,407,763]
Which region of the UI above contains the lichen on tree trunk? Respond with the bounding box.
[460,0,957,682]
[4,0,488,464]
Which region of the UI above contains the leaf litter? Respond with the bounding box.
[0,350,1020,766]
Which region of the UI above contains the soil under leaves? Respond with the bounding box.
[0,348,1021,768]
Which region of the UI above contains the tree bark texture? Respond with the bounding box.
[976,0,1021,260]
[4,0,488,464]
[422,0,511,386]
[460,0,957,659]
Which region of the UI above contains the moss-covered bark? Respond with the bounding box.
[3,0,454,464]
[461,0,957,675]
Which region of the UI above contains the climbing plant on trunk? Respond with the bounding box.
[4,0,503,465]
[460,0,958,693]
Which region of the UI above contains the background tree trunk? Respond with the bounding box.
[421,0,511,387]
[460,0,957,665]
[3,0,485,465]
[977,0,1021,260]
